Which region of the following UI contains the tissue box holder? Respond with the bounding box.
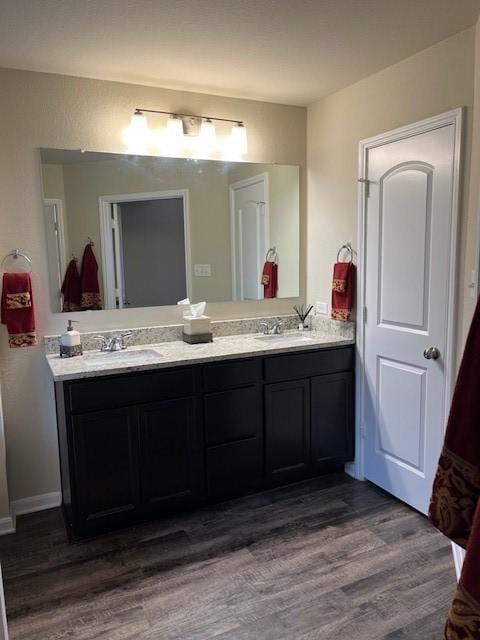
[183,315,212,343]
[182,332,213,344]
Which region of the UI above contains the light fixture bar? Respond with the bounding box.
[134,108,244,126]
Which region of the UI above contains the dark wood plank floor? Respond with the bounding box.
[0,474,455,639]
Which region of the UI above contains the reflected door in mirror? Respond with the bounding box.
[106,197,188,308]
[44,198,67,313]
[230,174,268,301]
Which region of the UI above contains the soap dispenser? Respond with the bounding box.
[60,320,83,358]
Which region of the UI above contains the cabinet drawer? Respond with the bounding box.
[205,387,262,446]
[264,347,354,382]
[206,438,263,500]
[203,358,261,392]
[68,367,196,413]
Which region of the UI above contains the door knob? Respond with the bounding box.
[423,346,440,360]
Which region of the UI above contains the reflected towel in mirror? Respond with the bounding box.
[61,259,82,312]
[262,261,278,298]
[80,244,102,310]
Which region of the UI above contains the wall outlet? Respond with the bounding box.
[194,264,211,277]
[315,301,328,315]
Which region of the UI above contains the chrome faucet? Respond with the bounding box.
[258,320,283,336]
[95,332,133,352]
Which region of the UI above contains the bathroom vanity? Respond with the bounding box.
[49,332,355,539]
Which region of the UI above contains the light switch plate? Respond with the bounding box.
[315,301,328,315]
[194,264,211,277]
[469,269,477,299]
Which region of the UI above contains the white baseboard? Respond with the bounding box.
[344,461,364,480]
[0,491,63,535]
[0,516,15,536]
[11,491,61,519]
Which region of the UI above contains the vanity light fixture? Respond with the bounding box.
[166,115,184,143]
[230,122,248,155]
[200,118,217,149]
[123,108,248,156]
[122,110,149,149]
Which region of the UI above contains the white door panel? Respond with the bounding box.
[363,122,457,514]
[230,176,268,301]
[379,165,432,329]
[376,357,426,472]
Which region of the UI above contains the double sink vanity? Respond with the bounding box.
[41,145,353,540]
[47,320,355,539]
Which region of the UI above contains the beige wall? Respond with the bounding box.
[42,163,66,207]
[0,388,10,524]
[465,19,480,320]
[0,68,306,504]
[307,27,476,356]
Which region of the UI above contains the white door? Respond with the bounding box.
[230,176,268,300]
[362,115,460,514]
[44,199,67,313]
[0,565,8,640]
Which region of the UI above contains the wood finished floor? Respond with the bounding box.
[0,473,455,639]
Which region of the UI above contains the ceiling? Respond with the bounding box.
[1,0,479,106]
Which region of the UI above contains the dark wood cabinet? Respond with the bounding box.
[311,372,354,468]
[204,386,262,446]
[71,407,140,536]
[205,384,263,499]
[55,345,354,539]
[265,379,310,485]
[207,437,263,500]
[138,398,203,513]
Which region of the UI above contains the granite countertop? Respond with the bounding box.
[46,330,355,382]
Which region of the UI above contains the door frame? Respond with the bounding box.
[44,197,67,282]
[350,108,463,482]
[98,190,192,309]
[229,173,270,300]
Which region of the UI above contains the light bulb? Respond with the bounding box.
[200,119,216,150]
[166,116,184,144]
[230,122,248,155]
[122,111,149,150]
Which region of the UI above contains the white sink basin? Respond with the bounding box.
[84,349,160,367]
[254,332,313,344]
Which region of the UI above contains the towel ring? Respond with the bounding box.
[265,247,278,263]
[336,243,353,263]
[0,249,32,273]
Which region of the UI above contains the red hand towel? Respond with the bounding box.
[61,259,82,312]
[80,244,102,310]
[1,272,37,348]
[429,297,480,638]
[331,262,355,321]
[261,261,278,299]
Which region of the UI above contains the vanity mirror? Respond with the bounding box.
[40,149,300,312]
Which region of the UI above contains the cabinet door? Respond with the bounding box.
[205,386,263,500]
[138,398,203,513]
[311,372,354,467]
[265,379,310,485]
[71,407,140,535]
